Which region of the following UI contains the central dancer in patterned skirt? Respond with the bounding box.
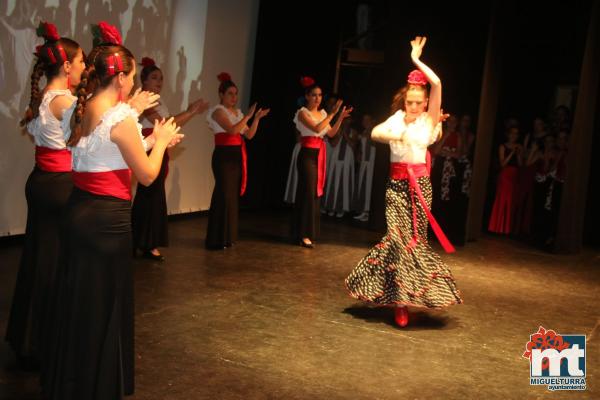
[345,36,462,328]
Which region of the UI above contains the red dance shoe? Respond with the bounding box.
[394,306,409,327]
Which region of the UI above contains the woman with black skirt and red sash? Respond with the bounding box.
[345,37,462,328]
[292,76,351,248]
[205,72,269,250]
[131,57,208,261]
[44,22,182,399]
[5,22,84,368]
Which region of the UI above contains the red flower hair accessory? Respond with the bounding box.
[91,21,123,46]
[217,72,232,82]
[407,69,427,85]
[300,76,315,88]
[36,21,60,42]
[141,57,156,68]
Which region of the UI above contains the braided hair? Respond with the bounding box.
[21,37,80,126]
[68,44,135,146]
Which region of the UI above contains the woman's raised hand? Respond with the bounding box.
[154,117,183,147]
[340,106,353,120]
[246,102,258,119]
[129,88,160,114]
[410,36,427,61]
[332,99,343,115]
[187,98,210,115]
[255,107,270,119]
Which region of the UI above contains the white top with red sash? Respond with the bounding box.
[381,110,454,253]
[63,102,143,201]
[26,89,75,172]
[206,104,249,195]
[293,107,331,197]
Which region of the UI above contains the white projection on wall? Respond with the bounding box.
[0,0,258,236]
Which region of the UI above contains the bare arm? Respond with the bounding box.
[326,106,352,138]
[297,109,335,134]
[499,145,515,167]
[410,36,441,126]
[111,117,181,186]
[49,94,75,121]
[172,98,210,127]
[211,103,255,135]
[244,107,270,140]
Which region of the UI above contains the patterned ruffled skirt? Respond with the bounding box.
[345,177,462,308]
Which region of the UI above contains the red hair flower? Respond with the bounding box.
[141,57,156,68]
[91,21,122,46]
[36,21,60,42]
[300,76,315,88]
[34,45,43,57]
[407,70,427,85]
[217,72,232,82]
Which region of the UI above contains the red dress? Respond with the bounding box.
[488,144,519,234]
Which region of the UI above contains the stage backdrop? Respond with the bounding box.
[0,0,260,236]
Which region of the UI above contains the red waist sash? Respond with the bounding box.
[214,132,247,196]
[35,146,71,172]
[72,169,132,200]
[301,136,326,197]
[389,162,455,253]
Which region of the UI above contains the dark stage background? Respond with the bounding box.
[243,0,599,247]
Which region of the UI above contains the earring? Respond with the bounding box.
[66,72,70,90]
[118,89,123,103]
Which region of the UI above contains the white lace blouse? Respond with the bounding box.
[293,107,330,138]
[27,89,76,149]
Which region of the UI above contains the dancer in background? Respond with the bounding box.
[292,77,351,247]
[205,72,269,249]
[488,126,522,234]
[323,115,356,218]
[131,57,208,261]
[346,37,461,328]
[45,22,183,399]
[353,113,376,222]
[5,22,84,368]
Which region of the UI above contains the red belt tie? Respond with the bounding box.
[389,161,455,253]
[301,136,326,197]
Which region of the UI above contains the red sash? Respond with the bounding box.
[301,136,326,197]
[389,161,455,253]
[141,128,169,177]
[72,169,132,200]
[214,132,247,196]
[35,146,71,172]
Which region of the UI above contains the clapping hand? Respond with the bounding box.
[129,88,160,114]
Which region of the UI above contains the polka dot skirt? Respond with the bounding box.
[345,177,463,308]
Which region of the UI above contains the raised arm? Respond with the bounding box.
[245,107,270,140]
[297,101,342,134]
[111,117,182,186]
[410,36,441,126]
[326,106,352,138]
[212,103,256,135]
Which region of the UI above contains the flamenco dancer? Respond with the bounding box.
[205,72,269,249]
[292,76,352,247]
[131,57,209,261]
[45,22,182,399]
[345,37,462,328]
[5,22,84,367]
